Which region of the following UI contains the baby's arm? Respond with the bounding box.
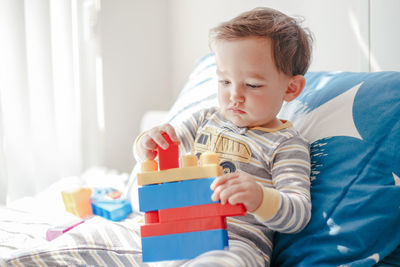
[211,137,311,233]
[262,137,311,233]
[135,123,180,161]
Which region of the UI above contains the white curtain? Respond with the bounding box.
[0,91,6,204]
[0,0,100,204]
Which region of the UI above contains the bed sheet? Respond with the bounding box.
[0,167,150,267]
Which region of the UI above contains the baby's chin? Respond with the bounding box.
[228,116,251,128]
[221,110,252,128]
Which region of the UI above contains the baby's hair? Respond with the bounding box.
[209,7,313,76]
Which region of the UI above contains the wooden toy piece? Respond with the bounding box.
[137,152,222,186]
[141,229,228,262]
[157,132,179,170]
[140,216,227,237]
[61,188,93,218]
[158,203,247,223]
[138,177,219,212]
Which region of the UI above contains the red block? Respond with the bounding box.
[159,203,247,222]
[157,132,179,171]
[145,211,159,224]
[140,216,227,237]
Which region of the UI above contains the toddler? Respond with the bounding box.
[135,7,313,267]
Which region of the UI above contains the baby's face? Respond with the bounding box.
[215,37,292,129]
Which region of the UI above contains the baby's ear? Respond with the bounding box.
[283,75,306,102]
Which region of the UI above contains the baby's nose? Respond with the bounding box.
[230,87,245,102]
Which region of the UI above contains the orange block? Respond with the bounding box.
[61,188,93,218]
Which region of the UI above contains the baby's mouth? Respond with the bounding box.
[229,107,246,114]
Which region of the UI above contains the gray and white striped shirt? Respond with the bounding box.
[174,107,311,265]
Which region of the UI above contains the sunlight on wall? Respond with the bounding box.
[72,0,82,136]
[83,0,105,132]
[96,55,105,131]
[348,8,381,71]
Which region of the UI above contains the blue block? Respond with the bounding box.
[91,199,132,221]
[141,229,228,262]
[90,188,132,221]
[138,178,219,212]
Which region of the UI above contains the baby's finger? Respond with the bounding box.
[228,192,248,206]
[211,183,225,201]
[219,184,244,205]
[229,184,263,211]
[210,172,239,190]
[162,124,180,144]
[148,130,169,150]
[141,135,158,151]
[143,149,158,160]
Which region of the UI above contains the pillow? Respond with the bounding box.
[274,71,400,266]
[164,54,400,266]
[166,53,219,126]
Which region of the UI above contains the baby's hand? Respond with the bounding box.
[138,123,180,160]
[210,171,263,212]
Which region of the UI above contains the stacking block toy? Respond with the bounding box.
[61,188,93,218]
[141,229,229,262]
[137,161,222,186]
[157,132,179,170]
[46,220,85,241]
[138,133,247,262]
[90,188,132,221]
[138,177,218,212]
[141,216,227,237]
[158,202,247,222]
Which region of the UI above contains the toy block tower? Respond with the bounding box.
[137,133,247,262]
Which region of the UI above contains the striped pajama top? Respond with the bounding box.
[173,107,311,265]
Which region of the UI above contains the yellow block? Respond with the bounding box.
[61,188,93,218]
[138,152,223,186]
[137,164,223,186]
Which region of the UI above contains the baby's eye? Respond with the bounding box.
[246,83,262,89]
[218,80,231,86]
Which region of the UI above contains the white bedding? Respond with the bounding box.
[0,167,148,267]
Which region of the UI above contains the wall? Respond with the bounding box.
[169,0,371,98]
[99,0,172,172]
[98,0,399,173]
[370,0,400,71]
[168,0,400,99]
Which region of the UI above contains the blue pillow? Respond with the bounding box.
[273,71,400,266]
[164,55,400,266]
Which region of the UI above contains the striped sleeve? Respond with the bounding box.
[264,136,311,233]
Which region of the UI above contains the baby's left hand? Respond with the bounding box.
[210,171,263,212]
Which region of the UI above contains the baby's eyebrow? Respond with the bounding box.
[216,69,224,76]
[246,72,266,80]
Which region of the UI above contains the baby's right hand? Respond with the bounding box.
[138,123,180,160]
